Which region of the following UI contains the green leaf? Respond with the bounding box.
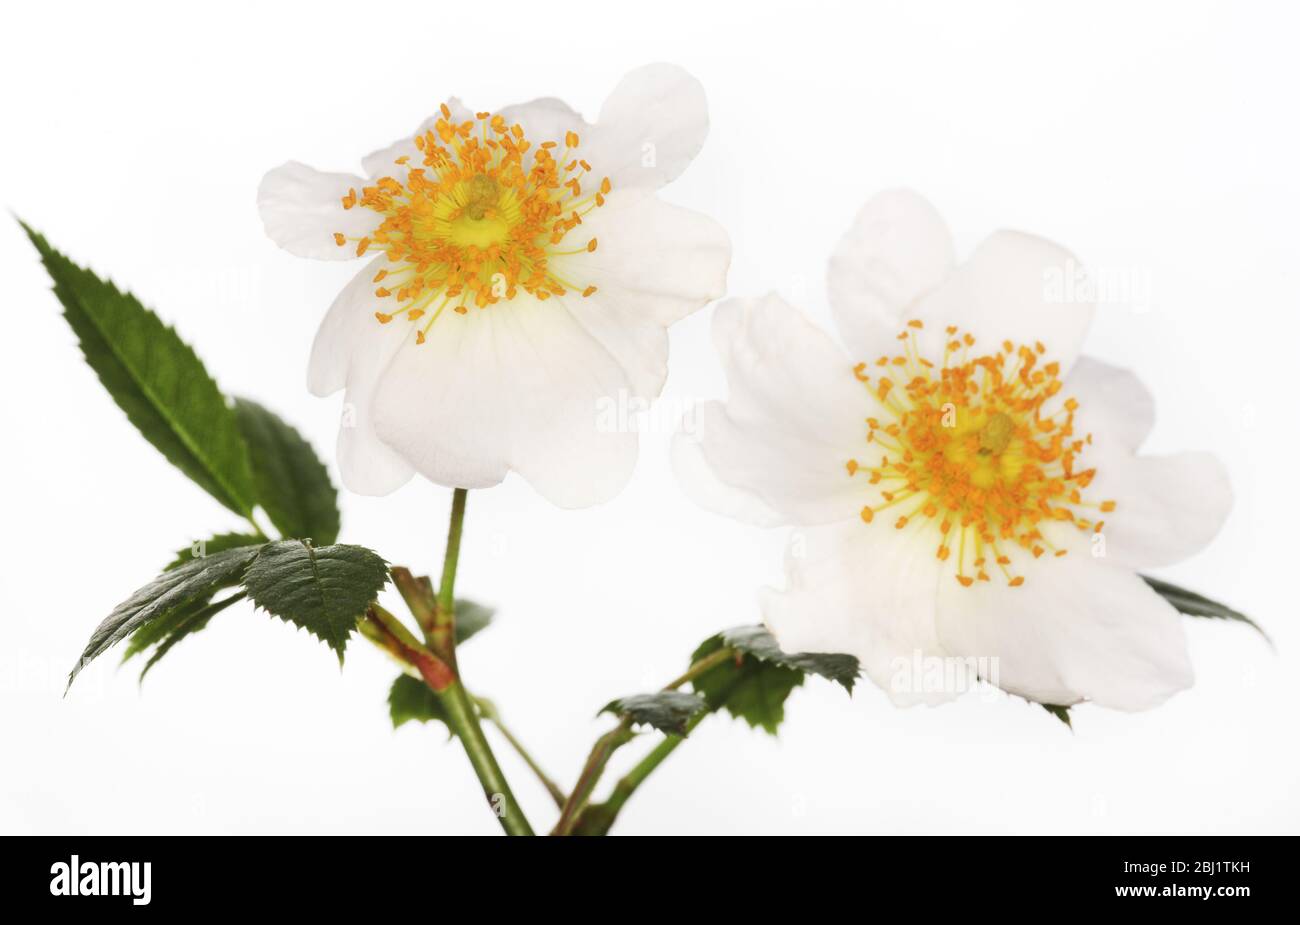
[716,625,859,692]
[453,599,494,644]
[692,638,801,735]
[69,545,263,689]
[1039,702,1073,730]
[690,626,860,736]
[388,674,451,732]
[241,540,388,660]
[601,691,707,736]
[123,594,210,659]
[233,398,340,545]
[1142,575,1269,644]
[136,593,246,681]
[164,532,266,571]
[23,223,256,517]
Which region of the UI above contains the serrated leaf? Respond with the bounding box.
[1039,703,1073,729]
[715,625,859,692]
[241,540,388,659]
[123,594,210,659]
[692,639,802,735]
[164,532,266,571]
[69,545,263,689]
[233,398,340,545]
[601,691,707,736]
[454,599,494,644]
[23,223,256,517]
[1142,575,1269,644]
[137,592,246,680]
[689,626,860,736]
[388,674,451,733]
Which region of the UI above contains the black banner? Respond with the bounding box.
[1,835,1283,910]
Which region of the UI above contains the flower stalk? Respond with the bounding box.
[426,488,534,836]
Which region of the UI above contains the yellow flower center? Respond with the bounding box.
[333,105,610,345]
[847,320,1115,588]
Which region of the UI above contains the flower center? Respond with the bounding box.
[333,105,611,345]
[847,321,1115,587]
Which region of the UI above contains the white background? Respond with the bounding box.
[2,0,1296,835]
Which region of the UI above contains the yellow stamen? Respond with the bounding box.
[846,325,1110,588]
[334,108,611,343]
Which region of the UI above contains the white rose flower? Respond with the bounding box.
[674,189,1231,711]
[258,63,730,507]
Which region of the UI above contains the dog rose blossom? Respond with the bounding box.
[675,190,1230,710]
[260,63,730,507]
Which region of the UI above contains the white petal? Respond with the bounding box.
[560,191,730,325]
[556,190,730,396]
[307,256,387,397]
[827,189,956,359]
[258,162,377,260]
[1088,451,1232,569]
[305,260,415,494]
[1055,355,1155,452]
[680,294,870,525]
[361,98,475,177]
[587,62,708,191]
[762,520,953,706]
[496,96,587,143]
[336,375,416,496]
[369,295,637,508]
[935,553,1193,710]
[670,423,785,527]
[907,231,1095,374]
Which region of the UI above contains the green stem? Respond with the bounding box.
[663,646,735,689]
[576,712,705,835]
[431,487,468,662]
[576,673,745,835]
[438,679,534,835]
[428,487,533,836]
[476,698,567,809]
[437,490,467,623]
[609,715,701,806]
[553,722,634,835]
[552,646,738,835]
